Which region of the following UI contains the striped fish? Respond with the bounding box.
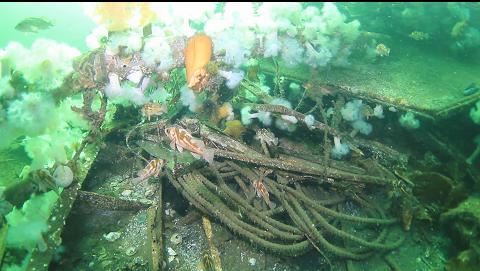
[132,158,164,184]
[165,126,214,163]
[253,180,275,209]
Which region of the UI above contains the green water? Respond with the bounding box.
[0,2,480,271]
[0,3,94,52]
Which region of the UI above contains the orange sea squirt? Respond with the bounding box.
[184,33,213,92]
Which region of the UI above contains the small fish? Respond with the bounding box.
[409,31,430,41]
[142,103,167,121]
[165,126,214,163]
[253,180,275,209]
[463,83,479,96]
[302,82,314,90]
[375,43,390,57]
[361,105,374,119]
[132,158,164,184]
[15,17,53,33]
[253,169,275,209]
[318,86,335,96]
[451,20,468,38]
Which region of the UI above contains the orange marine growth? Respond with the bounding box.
[165,126,214,163]
[90,3,156,32]
[184,34,212,92]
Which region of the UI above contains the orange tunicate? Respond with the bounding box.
[216,103,233,120]
[211,102,233,124]
[184,34,213,92]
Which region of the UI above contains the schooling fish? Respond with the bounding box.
[15,17,54,33]
[165,125,214,163]
[463,83,479,96]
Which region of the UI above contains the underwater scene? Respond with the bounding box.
[1,2,480,271]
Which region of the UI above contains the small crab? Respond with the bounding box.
[254,128,278,146]
[254,128,278,157]
[72,49,109,90]
[105,53,148,80]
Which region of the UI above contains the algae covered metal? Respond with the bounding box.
[0,2,480,271]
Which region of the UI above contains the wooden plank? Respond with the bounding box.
[258,41,480,121]
[147,179,164,271]
[26,144,99,270]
